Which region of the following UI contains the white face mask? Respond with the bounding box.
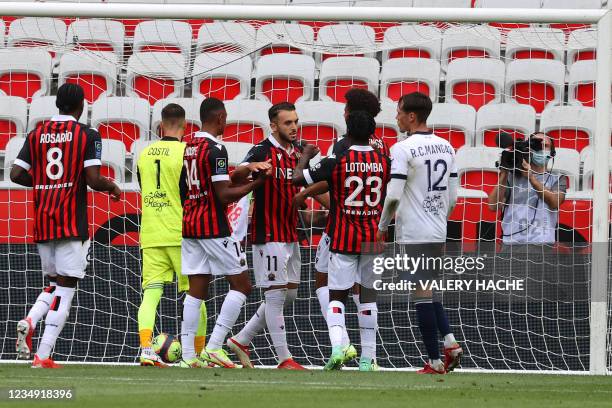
[531,149,551,166]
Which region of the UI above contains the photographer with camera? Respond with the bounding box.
[488,132,567,245]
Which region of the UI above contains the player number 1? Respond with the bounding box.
[155,159,161,189]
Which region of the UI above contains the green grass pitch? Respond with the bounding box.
[1,364,610,408]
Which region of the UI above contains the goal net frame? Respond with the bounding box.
[0,2,609,375]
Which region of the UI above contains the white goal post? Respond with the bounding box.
[0,2,609,375]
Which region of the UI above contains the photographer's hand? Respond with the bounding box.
[524,161,566,210]
[487,168,508,212]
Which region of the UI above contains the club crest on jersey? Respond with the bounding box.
[276,153,282,161]
[259,249,264,257]
[268,273,276,281]
[222,239,229,248]
[94,140,102,159]
[310,162,321,172]
[240,258,246,267]
[216,158,227,174]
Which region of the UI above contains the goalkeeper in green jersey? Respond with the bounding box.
[137,103,207,367]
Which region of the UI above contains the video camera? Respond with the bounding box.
[495,133,545,173]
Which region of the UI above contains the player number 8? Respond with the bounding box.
[46,147,64,180]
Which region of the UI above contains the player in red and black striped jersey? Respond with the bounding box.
[293,88,389,362]
[180,98,271,369]
[227,102,306,370]
[294,111,391,371]
[10,83,120,368]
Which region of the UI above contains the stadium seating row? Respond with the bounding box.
[0,18,598,63]
[0,46,601,113]
[0,96,604,167]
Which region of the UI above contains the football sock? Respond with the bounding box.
[27,283,56,329]
[207,290,246,350]
[137,286,163,348]
[358,302,377,360]
[36,285,75,360]
[317,287,350,346]
[433,301,452,339]
[234,302,266,346]
[180,294,202,360]
[195,300,208,354]
[265,289,291,362]
[443,333,457,349]
[327,301,346,348]
[415,300,440,361]
[352,293,361,309]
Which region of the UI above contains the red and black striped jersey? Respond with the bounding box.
[242,136,303,244]
[14,115,102,242]
[182,132,232,239]
[304,145,391,254]
[332,133,390,157]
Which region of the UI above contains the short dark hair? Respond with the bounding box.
[199,97,225,124]
[161,103,186,125]
[345,88,381,118]
[398,92,432,124]
[56,83,84,114]
[346,110,376,144]
[268,102,296,122]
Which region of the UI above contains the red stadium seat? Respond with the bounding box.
[0,96,26,150]
[540,106,595,153]
[383,25,442,61]
[224,100,271,144]
[255,54,315,105]
[445,59,504,111]
[319,57,379,103]
[91,97,151,151]
[475,103,536,148]
[381,59,440,104]
[0,48,52,103]
[456,147,501,194]
[569,61,597,108]
[59,52,117,103]
[428,103,476,150]
[506,59,565,114]
[126,52,185,105]
[193,53,252,101]
[296,101,346,153]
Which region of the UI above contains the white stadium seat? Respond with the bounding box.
[126,52,186,105]
[254,54,315,104]
[568,60,596,107]
[380,58,441,104]
[3,136,26,181]
[475,103,536,147]
[133,20,192,60]
[225,141,255,167]
[296,101,346,153]
[427,103,476,149]
[445,58,505,111]
[382,25,442,61]
[151,97,203,137]
[440,25,501,70]
[567,28,597,68]
[0,96,27,149]
[197,22,257,54]
[319,57,380,103]
[539,105,596,152]
[101,139,126,183]
[66,19,126,59]
[255,23,314,58]
[58,51,118,103]
[27,96,89,133]
[505,59,566,114]
[0,48,53,102]
[376,102,401,144]
[455,146,502,192]
[224,99,272,144]
[91,96,151,150]
[505,28,565,62]
[315,24,376,62]
[552,148,581,192]
[8,17,66,51]
[580,146,612,190]
[192,52,252,101]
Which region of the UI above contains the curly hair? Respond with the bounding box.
[344,88,381,118]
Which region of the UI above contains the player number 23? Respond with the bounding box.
[344,176,383,207]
